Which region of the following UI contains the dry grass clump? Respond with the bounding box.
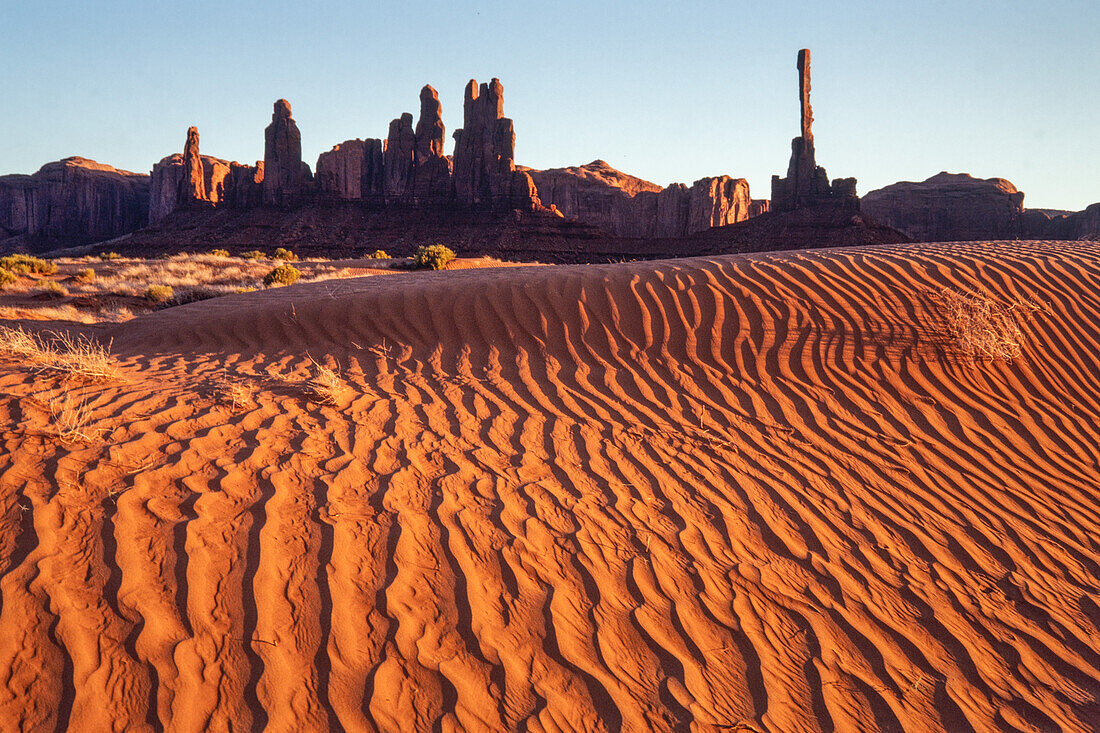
[307,360,345,404]
[36,281,69,299]
[49,394,101,444]
[214,374,256,410]
[940,288,1042,360]
[0,326,122,381]
[74,267,96,283]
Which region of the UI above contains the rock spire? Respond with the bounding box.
[263,99,304,206]
[770,49,858,212]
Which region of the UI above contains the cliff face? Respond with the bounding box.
[317,140,365,200]
[861,172,1026,242]
[0,157,149,250]
[527,161,754,238]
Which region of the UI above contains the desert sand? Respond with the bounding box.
[1,240,1099,731]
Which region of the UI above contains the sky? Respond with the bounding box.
[2,0,1098,210]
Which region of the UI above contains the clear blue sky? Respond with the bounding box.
[3,0,1098,210]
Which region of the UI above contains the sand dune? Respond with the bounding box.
[1,240,1099,731]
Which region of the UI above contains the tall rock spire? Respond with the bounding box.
[770,49,858,213]
[263,99,304,206]
[180,126,206,204]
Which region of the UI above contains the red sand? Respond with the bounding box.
[1,240,1099,731]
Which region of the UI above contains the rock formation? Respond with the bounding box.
[452,79,540,211]
[180,127,206,204]
[412,85,453,203]
[150,149,240,223]
[527,160,755,238]
[382,113,416,201]
[0,157,149,250]
[770,49,858,212]
[263,99,305,207]
[360,139,385,204]
[861,172,1026,241]
[317,140,365,199]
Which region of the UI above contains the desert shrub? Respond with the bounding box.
[98,251,123,261]
[940,288,1041,360]
[36,281,68,298]
[75,267,96,282]
[210,249,231,257]
[235,286,258,294]
[144,284,174,303]
[370,249,391,260]
[413,244,456,271]
[241,250,266,260]
[1,254,57,275]
[263,264,301,287]
[273,247,298,261]
[0,269,17,288]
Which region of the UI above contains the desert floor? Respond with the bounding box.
[1,240,1099,732]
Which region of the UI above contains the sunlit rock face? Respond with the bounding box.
[527,160,754,238]
[0,157,149,248]
[862,172,1026,241]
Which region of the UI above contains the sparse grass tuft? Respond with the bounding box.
[49,394,100,444]
[0,326,123,381]
[263,264,301,287]
[273,247,298,261]
[939,288,1042,360]
[214,373,255,409]
[75,267,97,283]
[144,284,174,303]
[413,244,456,271]
[36,280,69,298]
[1,254,57,275]
[307,360,345,404]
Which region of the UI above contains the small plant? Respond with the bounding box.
[0,326,122,382]
[413,244,456,271]
[241,250,266,260]
[1,254,57,275]
[0,269,17,289]
[210,249,231,257]
[235,286,258,294]
[74,268,97,283]
[36,281,68,298]
[273,247,298,261]
[939,288,1041,360]
[98,251,123,261]
[370,249,391,260]
[144,284,174,303]
[49,394,100,444]
[214,374,255,410]
[263,264,301,288]
[307,360,345,404]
